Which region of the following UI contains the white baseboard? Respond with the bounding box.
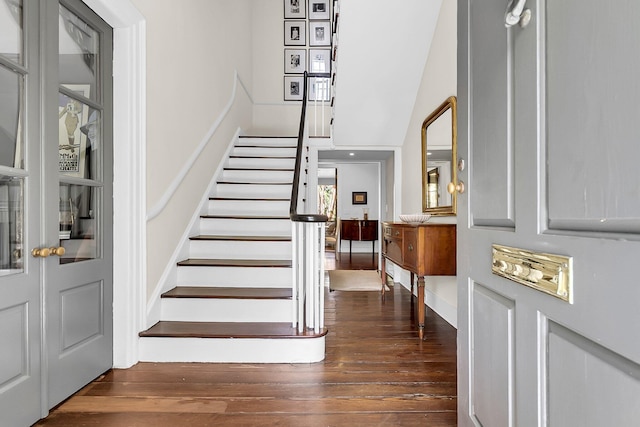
[386,262,457,329]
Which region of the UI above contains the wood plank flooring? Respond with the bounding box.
[36,252,457,426]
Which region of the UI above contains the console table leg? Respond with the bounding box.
[417,276,426,340]
[381,256,387,295]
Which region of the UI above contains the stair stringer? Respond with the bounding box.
[145,128,242,328]
[141,135,326,363]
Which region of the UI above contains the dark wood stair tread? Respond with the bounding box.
[140,321,327,339]
[177,259,292,267]
[162,286,292,299]
[238,135,296,138]
[216,181,291,185]
[208,197,290,202]
[190,235,291,242]
[200,214,289,220]
[223,167,294,171]
[229,155,295,159]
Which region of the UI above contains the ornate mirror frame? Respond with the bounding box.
[421,96,457,216]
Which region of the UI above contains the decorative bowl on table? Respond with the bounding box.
[399,214,431,224]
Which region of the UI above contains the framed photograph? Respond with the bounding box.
[309,48,331,73]
[284,21,306,46]
[284,0,305,19]
[309,21,331,46]
[309,77,330,101]
[284,75,304,101]
[58,85,90,178]
[308,0,330,20]
[352,192,367,205]
[284,49,306,74]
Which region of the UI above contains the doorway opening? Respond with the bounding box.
[317,167,337,251]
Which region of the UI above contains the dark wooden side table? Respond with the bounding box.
[339,219,378,254]
[381,222,456,339]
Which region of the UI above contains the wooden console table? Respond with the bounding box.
[339,219,378,254]
[381,222,456,339]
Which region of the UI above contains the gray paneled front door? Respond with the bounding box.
[457,0,640,425]
[0,1,113,424]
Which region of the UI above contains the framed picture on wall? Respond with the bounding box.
[309,21,331,46]
[352,192,367,205]
[58,85,91,178]
[308,0,330,20]
[284,21,306,46]
[284,0,305,19]
[309,77,330,101]
[284,75,304,101]
[284,49,307,74]
[309,48,331,73]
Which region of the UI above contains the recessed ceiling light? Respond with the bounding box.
[349,152,355,156]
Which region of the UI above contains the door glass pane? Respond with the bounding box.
[58,5,99,102]
[0,176,23,276]
[0,64,24,168]
[0,0,23,64]
[59,184,98,264]
[58,91,99,179]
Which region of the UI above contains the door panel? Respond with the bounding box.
[469,0,515,228]
[547,321,640,426]
[45,0,112,408]
[458,0,640,425]
[545,0,640,233]
[470,283,514,427]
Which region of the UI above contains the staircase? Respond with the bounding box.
[139,136,327,363]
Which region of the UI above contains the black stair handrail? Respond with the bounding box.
[290,71,330,223]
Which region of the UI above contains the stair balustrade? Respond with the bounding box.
[290,72,330,333]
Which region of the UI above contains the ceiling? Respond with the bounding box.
[318,149,394,162]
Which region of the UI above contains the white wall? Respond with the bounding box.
[397,0,458,326]
[251,0,299,135]
[131,0,254,299]
[401,0,457,218]
[250,0,331,136]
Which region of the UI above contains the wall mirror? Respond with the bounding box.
[421,96,457,215]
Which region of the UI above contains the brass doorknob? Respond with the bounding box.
[31,247,51,258]
[447,180,465,195]
[50,246,66,256]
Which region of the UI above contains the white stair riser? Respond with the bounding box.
[220,169,293,183]
[177,266,292,287]
[227,157,294,169]
[232,147,296,157]
[237,138,297,146]
[139,336,325,363]
[199,218,291,236]
[214,184,291,198]
[161,298,292,322]
[189,240,291,260]
[207,199,289,215]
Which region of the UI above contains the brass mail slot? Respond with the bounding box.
[491,244,573,303]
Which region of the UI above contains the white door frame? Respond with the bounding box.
[82,0,146,368]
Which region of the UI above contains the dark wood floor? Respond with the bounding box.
[36,251,457,426]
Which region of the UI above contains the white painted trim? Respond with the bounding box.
[387,261,457,329]
[145,130,242,326]
[82,0,146,368]
[139,336,326,363]
[146,72,252,221]
[424,285,457,329]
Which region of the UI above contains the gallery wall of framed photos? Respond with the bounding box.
[283,0,338,102]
